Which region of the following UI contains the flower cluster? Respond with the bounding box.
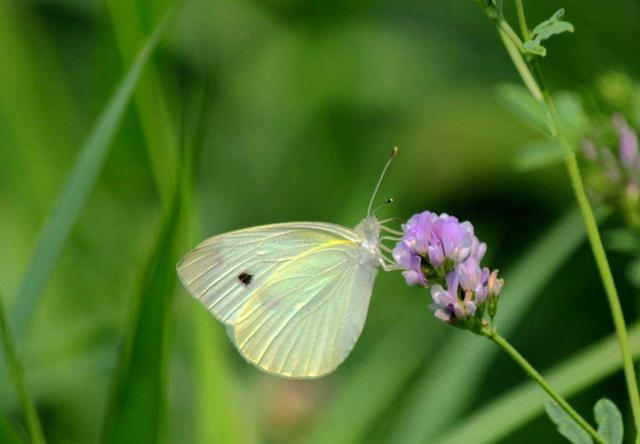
[581,114,640,229]
[393,211,503,329]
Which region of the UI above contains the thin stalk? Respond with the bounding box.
[514,0,531,41]
[0,294,45,444]
[480,1,640,434]
[536,66,640,432]
[482,329,605,444]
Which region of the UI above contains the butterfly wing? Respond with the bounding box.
[177,222,378,378]
[177,222,360,325]
[231,242,377,378]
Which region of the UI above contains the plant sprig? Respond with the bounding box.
[476,0,640,439]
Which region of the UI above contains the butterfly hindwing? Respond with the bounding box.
[231,242,377,378]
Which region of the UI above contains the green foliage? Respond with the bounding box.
[555,92,589,136]
[434,322,640,444]
[105,0,178,202]
[0,415,24,444]
[300,318,430,444]
[545,400,593,444]
[512,139,564,172]
[524,9,575,57]
[605,229,640,254]
[594,398,623,444]
[8,13,170,342]
[543,397,623,444]
[0,294,44,444]
[496,83,549,135]
[100,166,183,443]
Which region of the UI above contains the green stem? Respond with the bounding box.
[480,0,640,435]
[514,0,531,41]
[483,329,605,444]
[0,294,45,444]
[544,68,640,441]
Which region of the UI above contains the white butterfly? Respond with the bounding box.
[177,149,400,379]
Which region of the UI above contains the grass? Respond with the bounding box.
[8,12,172,342]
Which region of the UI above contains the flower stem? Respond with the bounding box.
[483,328,605,444]
[0,293,45,444]
[479,0,640,435]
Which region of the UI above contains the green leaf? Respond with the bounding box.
[512,139,564,172]
[9,12,171,342]
[594,398,623,444]
[524,9,574,57]
[386,208,590,444]
[100,145,184,442]
[555,92,588,135]
[626,259,640,288]
[545,400,593,444]
[604,229,640,254]
[433,321,640,444]
[496,83,550,135]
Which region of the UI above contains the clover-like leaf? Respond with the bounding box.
[496,83,550,135]
[524,9,574,57]
[545,400,593,444]
[594,398,623,444]
[512,139,564,172]
[593,399,623,444]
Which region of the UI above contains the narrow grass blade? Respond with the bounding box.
[100,171,183,443]
[389,207,588,444]
[178,79,254,444]
[434,322,640,444]
[9,13,170,342]
[0,293,44,444]
[105,0,178,202]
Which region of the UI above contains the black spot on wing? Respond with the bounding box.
[238,272,252,286]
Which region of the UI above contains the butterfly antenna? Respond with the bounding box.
[367,147,398,216]
[370,198,395,215]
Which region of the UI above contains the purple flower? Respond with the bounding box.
[394,210,503,326]
[487,270,504,297]
[428,215,475,266]
[392,240,427,287]
[458,257,490,304]
[393,211,477,273]
[581,140,598,161]
[613,114,639,171]
[431,272,476,322]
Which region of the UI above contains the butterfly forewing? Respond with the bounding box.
[177,223,360,325]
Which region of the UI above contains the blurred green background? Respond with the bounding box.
[1,0,640,443]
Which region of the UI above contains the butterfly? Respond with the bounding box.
[177,148,401,379]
